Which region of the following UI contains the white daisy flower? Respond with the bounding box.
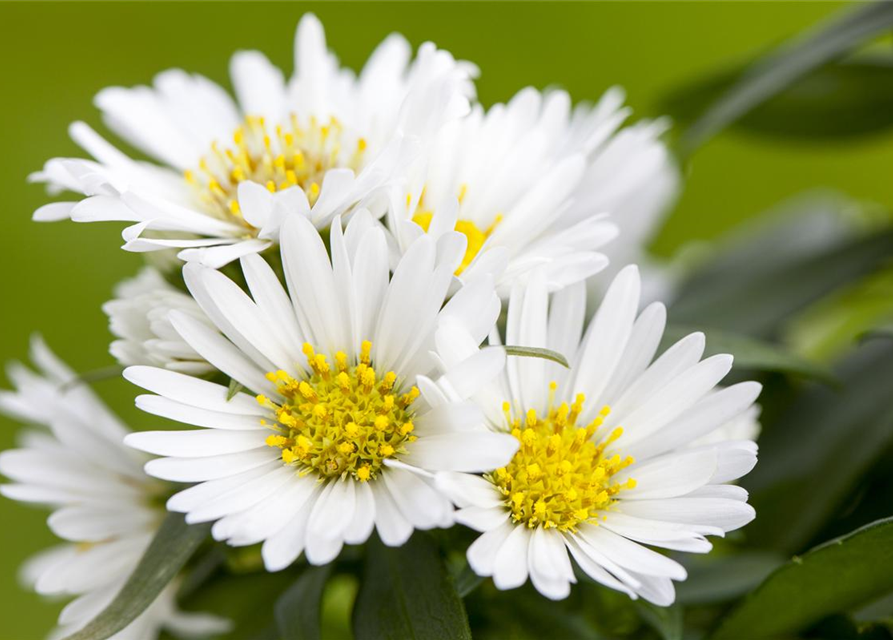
[0,337,229,640]
[123,211,518,571]
[104,267,213,376]
[31,14,476,268]
[434,266,760,603]
[386,86,676,294]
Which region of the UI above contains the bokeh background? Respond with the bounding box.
[1,2,890,637]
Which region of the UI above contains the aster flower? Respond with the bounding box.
[123,211,518,571]
[31,14,476,268]
[104,268,213,375]
[0,337,229,640]
[386,86,676,294]
[435,266,760,603]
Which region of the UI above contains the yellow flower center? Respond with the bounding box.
[185,115,367,228]
[488,384,636,532]
[258,341,418,482]
[410,186,502,276]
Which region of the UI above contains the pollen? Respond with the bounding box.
[487,384,635,532]
[261,341,418,482]
[186,115,368,228]
[411,186,502,275]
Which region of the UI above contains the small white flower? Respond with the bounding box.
[104,268,214,375]
[31,14,476,268]
[124,211,517,571]
[0,337,229,640]
[435,266,760,603]
[386,86,677,294]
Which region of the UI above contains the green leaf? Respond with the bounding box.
[663,325,833,383]
[453,561,484,598]
[711,517,893,640]
[678,2,893,154]
[635,601,683,640]
[227,378,245,401]
[676,553,784,605]
[664,58,893,141]
[353,532,471,640]
[64,513,210,640]
[275,565,331,640]
[861,323,893,343]
[745,341,893,552]
[500,345,569,368]
[670,195,893,340]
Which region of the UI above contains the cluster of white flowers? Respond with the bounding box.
[2,13,759,639]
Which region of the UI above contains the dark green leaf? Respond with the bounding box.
[861,323,893,343]
[663,325,833,383]
[353,532,471,640]
[64,513,210,640]
[679,2,893,153]
[179,570,294,640]
[453,561,484,598]
[665,58,893,140]
[670,195,893,340]
[711,517,893,640]
[500,345,569,368]
[635,601,683,640]
[676,553,784,605]
[227,378,245,401]
[746,341,893,552]
[275,565,331,640]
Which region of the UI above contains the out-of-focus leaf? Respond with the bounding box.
[663,325,833,383]
[665,59,893,140]
[635,601,682,640]
[676,553,784,605]
[678,2,893,153]
[275,565,331,640]
[64,514,210,640]
[745,341,893,552]
[787,266,893,362]
[711,517,893,640]
[320,575,358,640]
[670,194,893,340]
[453,560,484,598]
[179,570,293,640]
[861,322,893,343]
[353,533,471,640]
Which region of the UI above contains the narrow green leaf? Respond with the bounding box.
[711,517,893,640]
[500,345,569,368]
[59,365,125,391]
[275,565,331,640]
[676,553,784,605]
[64,513,210,640]
[861,323,893,343]
[746,341,893,552]
[453,561,484,598]
[353,532,471,640]
[663,325,834,383]
[635,601,683,640]
[670,196,893,340]
[227,378,245,401]
[679,2,893,154]
[664,58,893,140]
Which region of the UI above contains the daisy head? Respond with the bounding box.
[0,337,229,640]
[31,14,476,269]
[124,211,518,571]
[387,86,676,295]
[435,265,760,603]
[104,267,214,376]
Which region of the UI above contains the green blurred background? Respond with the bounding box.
[1,2,890,637]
